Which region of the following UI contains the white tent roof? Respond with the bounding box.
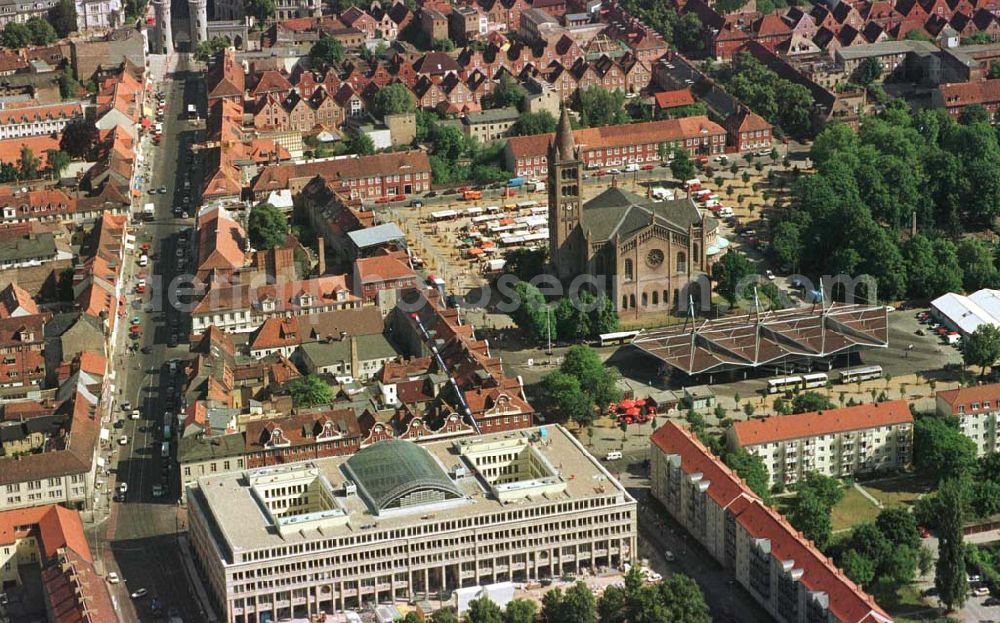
[930,290,997,335]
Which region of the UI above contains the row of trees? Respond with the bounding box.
[507,281,619,344]
[725,52,815,138]
[408,568,710,623]
[769,107,1000,302]
[1,17,57,49]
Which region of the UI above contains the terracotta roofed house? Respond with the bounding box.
[934,78,1000,117]
[935,382,1000,456]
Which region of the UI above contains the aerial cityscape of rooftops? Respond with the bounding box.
[4,0,1000,622]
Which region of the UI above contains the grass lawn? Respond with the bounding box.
[862,474,936,510]
[830,486,881,532]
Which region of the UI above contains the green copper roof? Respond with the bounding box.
[342,439,462,513]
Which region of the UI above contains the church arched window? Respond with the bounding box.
[624,259,633,281]
[622,295,628,309]
[652,291,659,305]
[629,294,636,309]
[677,251,687,273]
[642,293,648,307]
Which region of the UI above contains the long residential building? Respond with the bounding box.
[651,421,894,623]
[727,400,913,487]
[936,384,1000,456]
[0,102,86,141]
[250,151,433,201]
[503,116,727,178]
[188,425,636,623]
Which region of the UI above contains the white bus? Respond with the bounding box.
[838,365,883,384]
[767,375,803,394]
[598,330,642,346]
[802,372,829,389]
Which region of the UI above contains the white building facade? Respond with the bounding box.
[936,384,1000,456]
[727,400,913,487]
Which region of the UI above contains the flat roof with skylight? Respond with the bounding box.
[191,425,633,557]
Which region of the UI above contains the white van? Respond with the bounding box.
[625,163,639,172]
[160,442,169,458]
[138,254,148,267]
[605,451,623,461]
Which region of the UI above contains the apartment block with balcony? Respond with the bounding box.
[650,421,894,623]
[936,384,1000,456]
[188,426,636,623]
[726,400,913,487]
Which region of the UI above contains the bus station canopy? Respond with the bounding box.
[631,304,889,376]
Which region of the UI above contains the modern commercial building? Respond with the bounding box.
[650,421,894,623]
[936,384,1000,456]
[727,400,913,487]
[188,426,636,622]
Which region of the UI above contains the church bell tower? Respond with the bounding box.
[548,107,583,281]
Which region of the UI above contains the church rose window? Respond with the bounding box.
[646,249,664,267]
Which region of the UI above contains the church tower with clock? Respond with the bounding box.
[548,107,584,282]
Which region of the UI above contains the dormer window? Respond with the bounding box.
[261,298,276,312]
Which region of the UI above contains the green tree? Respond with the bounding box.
[373,83,415,118]
[935,477,968,611]
[673,12,704,52]
[854,57,883,86]
[309,34,345,67]
[59,119,97,158]
[913,416,978,482]
[957,237,998,291]
[711,250,754,307]
[45,150,70,179]
[57,67,83,99]
[247,203,288,250]
[904,28,933,41]
[503,599,537,623]
[723,447,770,501]
[575,86,629,127]
[798,471,845,509]
[487,73,526,109]
[466,597,503,623]
[1,22,31,49]
[903,234,963,299]
[24,17,57,45]
[991,61,1000,79]
[840,549,877,586]
[287,374,334,407]
[791,391,834,414]
[670,149,697,181]
[963,323,1000,376]
[194,36,231,62]
[561,345,621,409]
[432,124,467,162]
[554,295,591,342]
[432,610,459,623]
[512,110,557,136]
[347,130,375,155]
[959,104,991,126]
[245,0,276,21]
[657,574,712,623]
[588,294,619,335]
[431,37,454,51]
[509,280,552,341]
[876,507,922,551]
[789,488,834,549]
[48,0,77,37]
[402,614,421,623]
[17,146,39,181]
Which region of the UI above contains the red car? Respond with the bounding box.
[375,196,391,204]
[135,284,145,294]
[641,164,655,170]
[392,194,405,202]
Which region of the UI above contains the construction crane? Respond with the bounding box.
[409,312,482,435]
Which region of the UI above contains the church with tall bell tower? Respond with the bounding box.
[546,108,726,317]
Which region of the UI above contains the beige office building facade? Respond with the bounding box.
[187,426,637,622]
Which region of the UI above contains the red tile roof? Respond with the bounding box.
[653,88,696,109]
[249,307,384,351]
[731,399,912,446]
[505,116,726,160]
[251,150,432,193]
[196,206,246,279]
[0,504,91,561]
[42,545,118,623]
[938,78,1000,108]
[0,282,39,317]
[0,102,84,127]
[354,255,417,284]
[936,383,1000,415]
